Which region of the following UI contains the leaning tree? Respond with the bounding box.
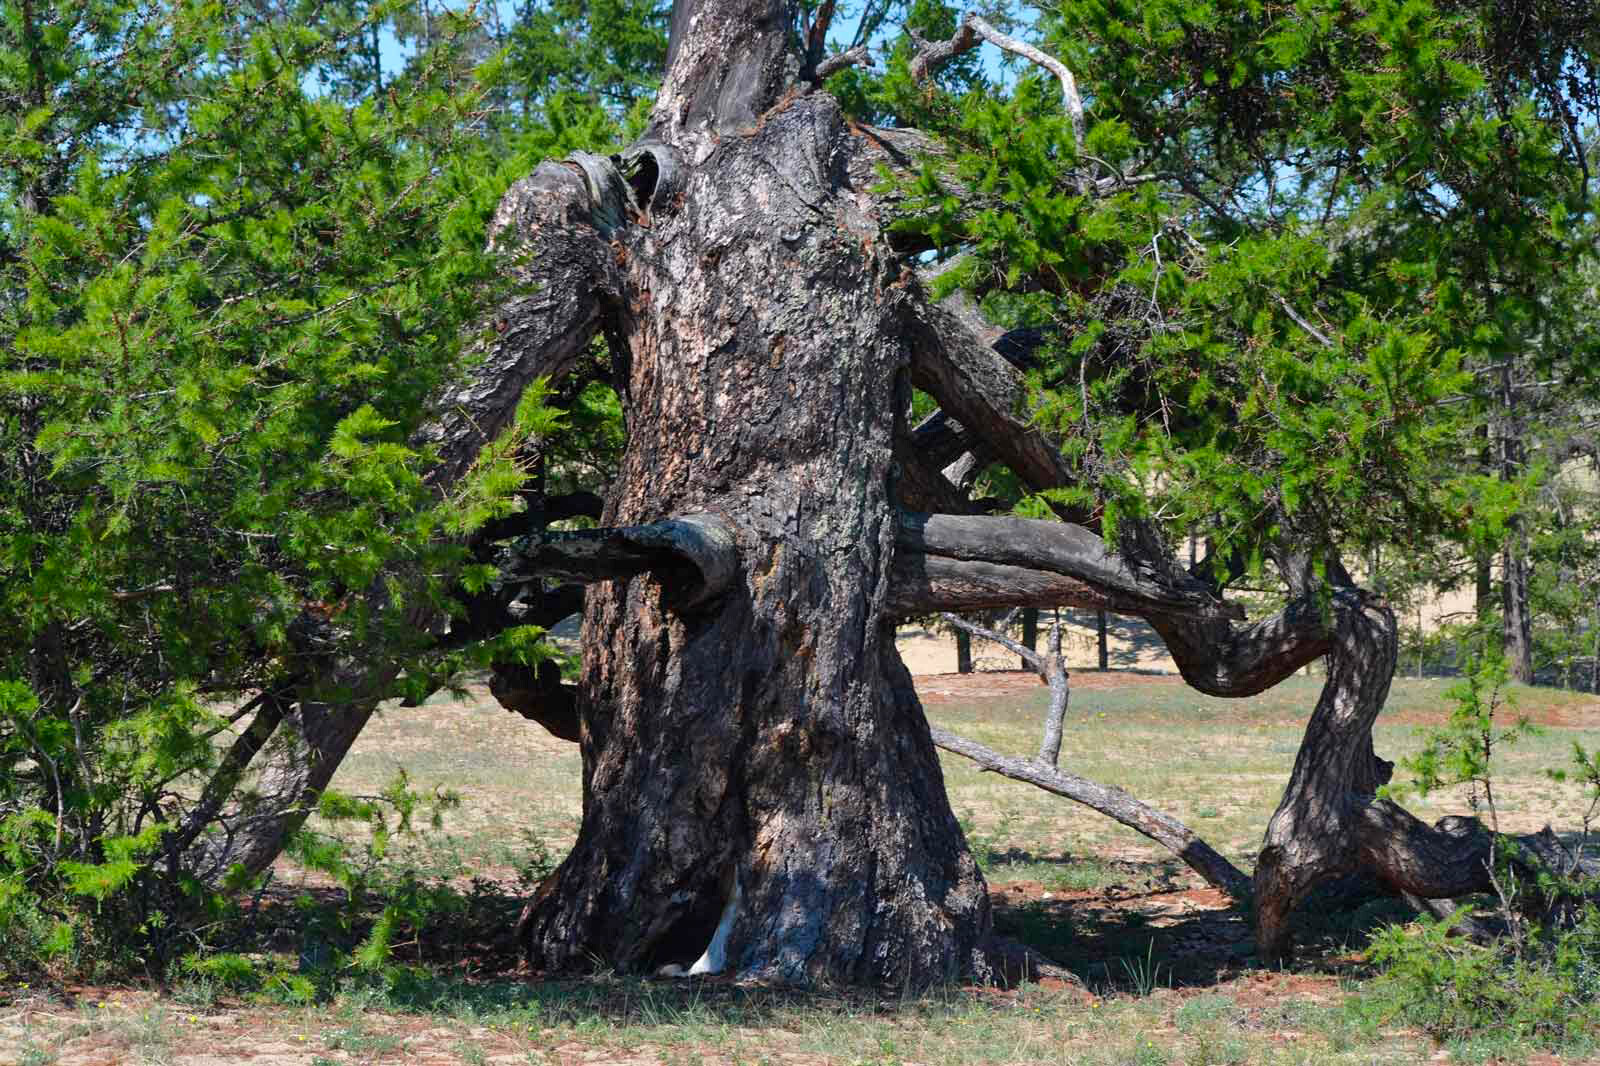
[388,0,1597,981]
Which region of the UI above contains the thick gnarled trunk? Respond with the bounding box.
[1250,589,1399,961]
[518,92,990,984]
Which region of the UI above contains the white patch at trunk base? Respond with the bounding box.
[686,873,742,976]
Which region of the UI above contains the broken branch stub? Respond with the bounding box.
[504,512,739,609]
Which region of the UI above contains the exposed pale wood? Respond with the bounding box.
[814,45,871,80]
[911,14,1085,155]
[929,726,1250,899]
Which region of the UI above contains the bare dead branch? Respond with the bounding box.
[909,13,1085,154]
[814,45,872,80]
[893,434,981,514]
[506,513,739,609]
[940,611,1039,668]
[897,513,1240,621]
[1037,619,1068,766]
[1274,294,1336,349]
[929,725,1250,898]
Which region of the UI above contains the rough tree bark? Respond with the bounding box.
[511,0,998,983]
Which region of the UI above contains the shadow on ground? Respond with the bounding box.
[989,858,1417,993]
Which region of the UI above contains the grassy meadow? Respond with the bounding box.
[4,669,1598,1065]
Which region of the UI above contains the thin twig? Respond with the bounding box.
[1274,294,1335,349]
[940,611,1038,670]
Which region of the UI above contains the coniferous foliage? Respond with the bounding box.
[0,0,609,971]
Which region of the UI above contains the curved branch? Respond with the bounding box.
[894,512,1240,620]
[1145,597,1336,698]
[911,15,1084,155]
[507,513,739,609]
[814,46,872,80]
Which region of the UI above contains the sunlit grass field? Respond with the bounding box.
[331,672,1600,889]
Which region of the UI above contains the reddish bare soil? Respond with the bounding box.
[914,670,1184,706]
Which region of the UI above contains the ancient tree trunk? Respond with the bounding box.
[515,4,989,982]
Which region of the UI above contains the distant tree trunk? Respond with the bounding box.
[1503,543,1534,682]
[1020,608,1038,669]
[1416,602,1424,680]
[955,626,973,673]
[1591,592,1600,694]
[1096,609,1109,670]
[1499,365,1534,683]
